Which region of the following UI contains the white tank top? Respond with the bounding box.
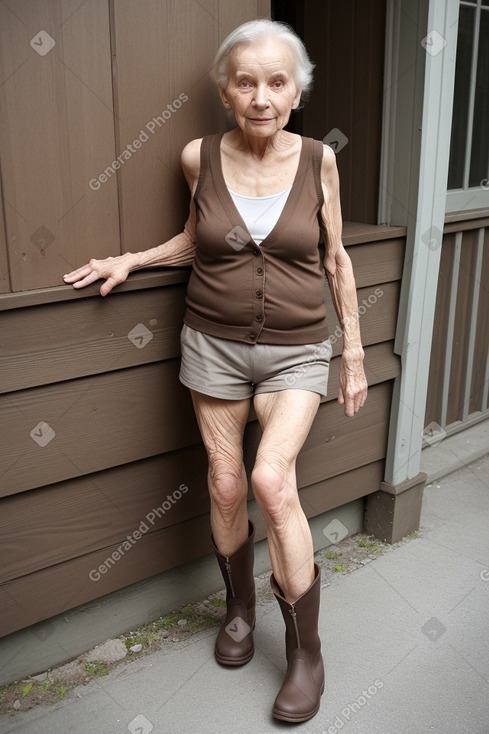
[228,186,292,245]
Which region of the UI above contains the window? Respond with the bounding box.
[447,0,489,211]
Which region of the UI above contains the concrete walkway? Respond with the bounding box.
[1,454,488,734]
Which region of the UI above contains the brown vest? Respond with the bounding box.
[183,133,329,345]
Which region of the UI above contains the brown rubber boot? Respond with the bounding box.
[211,520,256,666]
[271,563,325,722]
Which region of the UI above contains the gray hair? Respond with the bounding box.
[212,19,315,102]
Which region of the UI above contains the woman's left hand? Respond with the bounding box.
[338,353,368,417]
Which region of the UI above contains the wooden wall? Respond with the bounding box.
[0,0,268,293]
[0,223,404,637]
[0,0,403,639]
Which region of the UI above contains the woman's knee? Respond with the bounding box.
[208,458,247,518]
[251,459,296,528]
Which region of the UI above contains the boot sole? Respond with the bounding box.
[272,681,325,723]
[215,648,254,666]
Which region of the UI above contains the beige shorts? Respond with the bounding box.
[179,324,332,400]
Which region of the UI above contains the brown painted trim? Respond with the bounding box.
[342,223,406,245]
[444,208,489,225]
[379,472,428,496]
[0,269,191,312]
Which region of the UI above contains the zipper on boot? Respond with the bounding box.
[225,559,235,597]
[289,605,301,648]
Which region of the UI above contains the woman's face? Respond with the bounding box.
[219,37,301,138]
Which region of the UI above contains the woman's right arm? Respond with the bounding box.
[63,139,201,297]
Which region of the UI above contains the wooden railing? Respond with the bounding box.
[424,209,489,440]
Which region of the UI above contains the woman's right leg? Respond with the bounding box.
[190,390,255,665]
[190,389,251,553]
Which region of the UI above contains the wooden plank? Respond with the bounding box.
[0,173,10,294]
[347,238,404,288]
[298,381,391,487]
[342,223,406,245]
[300,460,384,519]
[111,0,270,256]
[0,277,399,393]
[424,233,455,426]
[112,0,220,257]
[0,0,120,291]
[0,513,213,638]
[256,0,271,17]
[325,280,400,356]
[444,208,489,228]
[447,229,477,425]
[470,228,489,414]
[0,283,187,393]
[0,327,398,500]
[0,458,382,638]
[0,372,395,582]
[0,443,209,584]
[0,360,201,497]
[0,269,190,311]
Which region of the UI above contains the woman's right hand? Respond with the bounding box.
[63,252,137,297]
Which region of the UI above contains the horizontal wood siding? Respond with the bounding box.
[0,229,404,393]
[0,225,405,637]
[0,461,386,635]
[1,381,393,587]
[0,283,187,394]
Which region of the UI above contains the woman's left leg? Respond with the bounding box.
[251,388,324,723]
[251,389,320,602]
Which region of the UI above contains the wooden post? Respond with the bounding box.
[368,0,460,541]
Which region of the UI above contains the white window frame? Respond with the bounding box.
[446,0,489,212]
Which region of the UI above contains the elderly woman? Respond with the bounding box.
[64,19,367,723]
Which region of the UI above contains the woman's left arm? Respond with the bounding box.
[320,144,368,417]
